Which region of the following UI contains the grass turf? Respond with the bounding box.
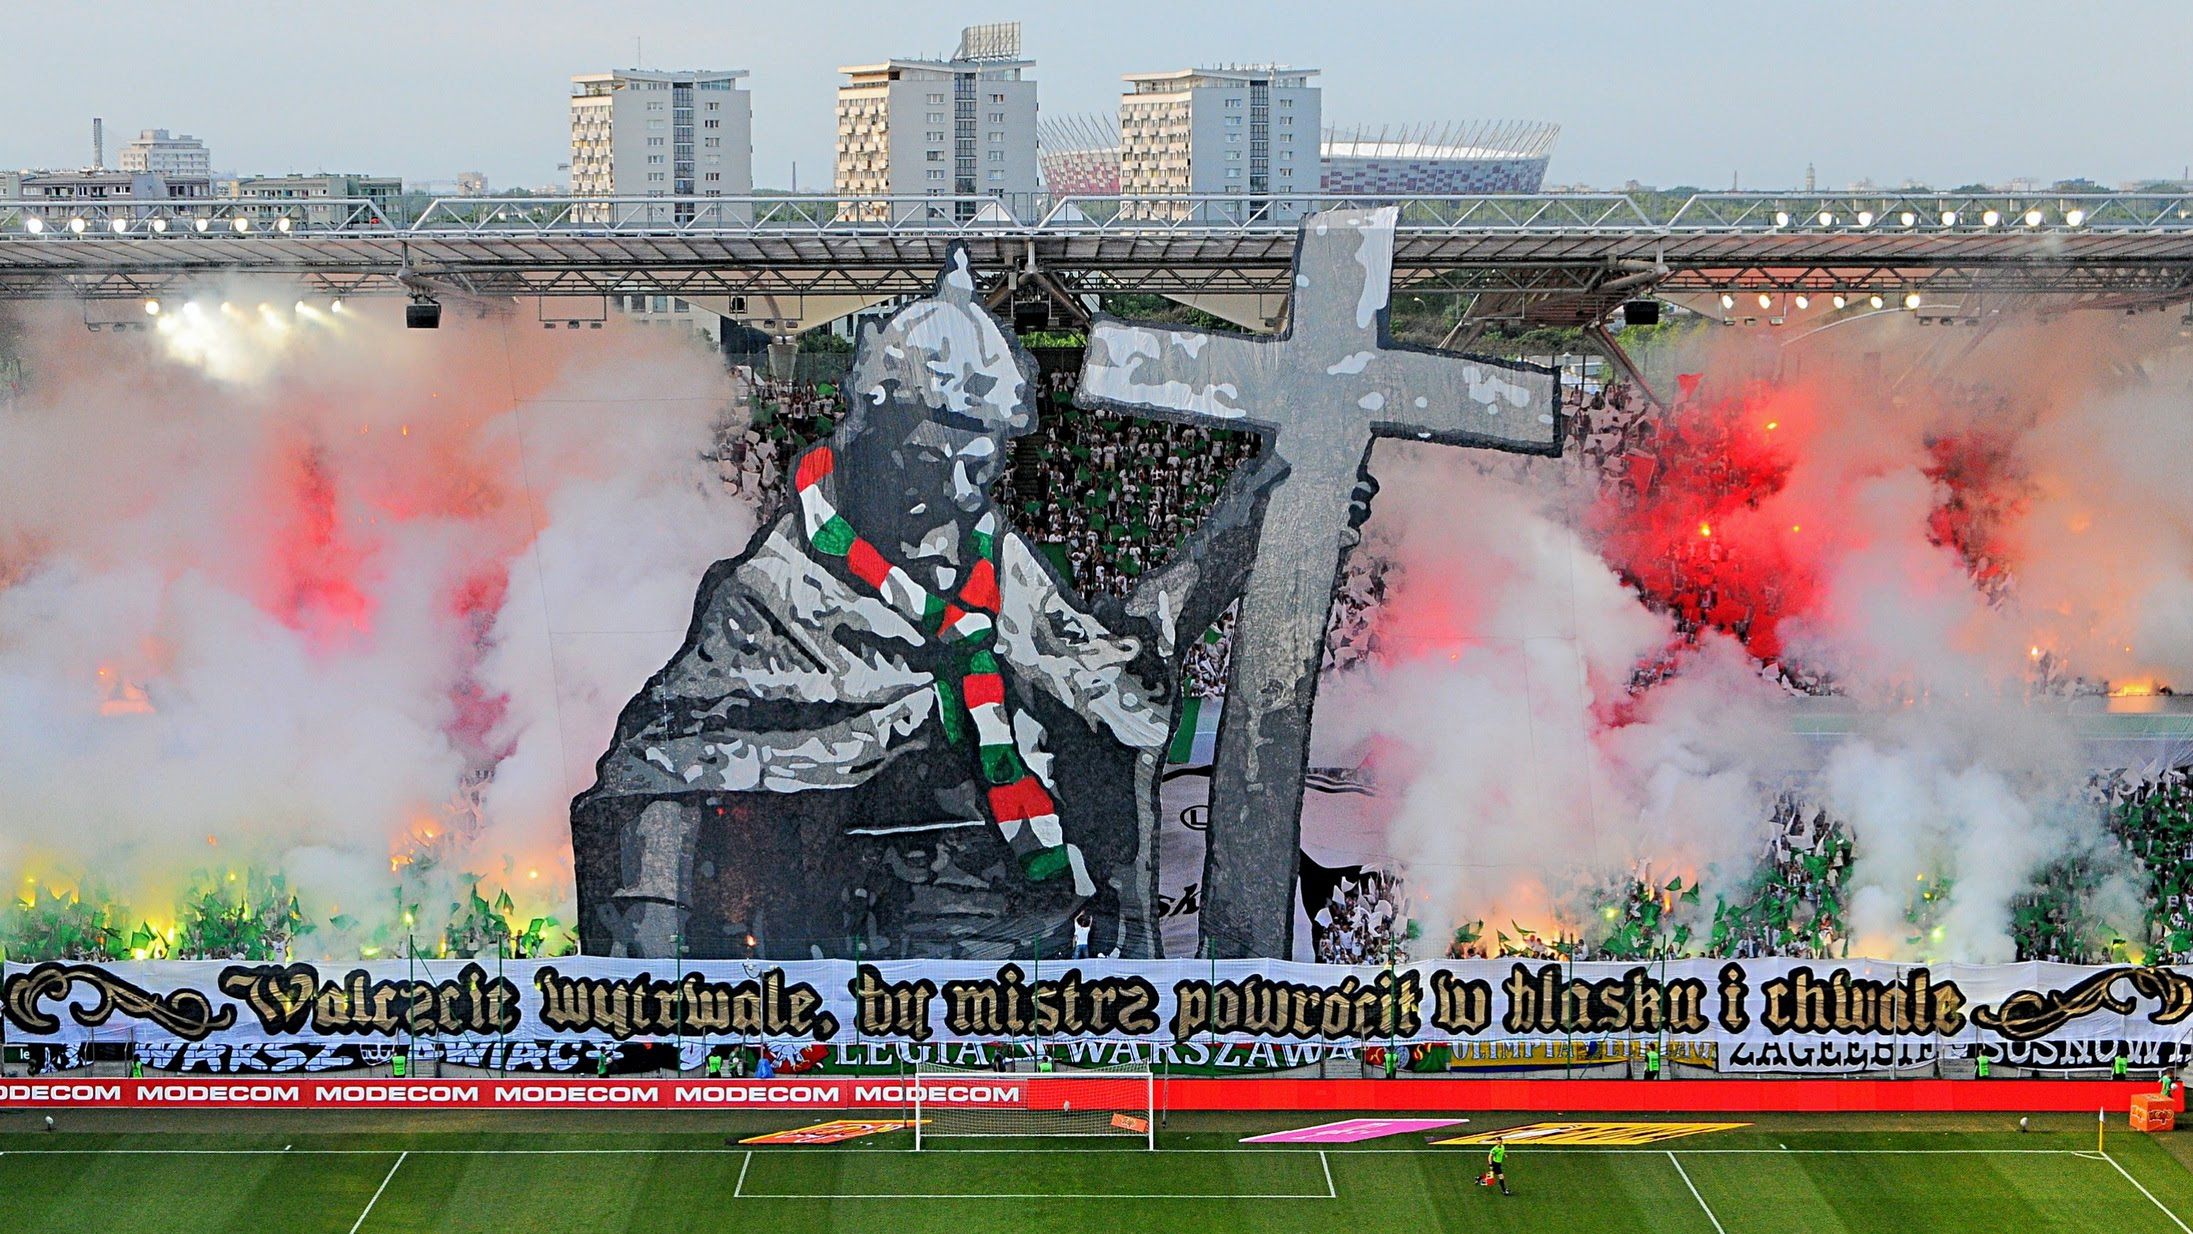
[1,1111,2188,1233]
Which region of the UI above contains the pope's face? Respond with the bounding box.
[841,404,1009,572]
[835,296,1031,575]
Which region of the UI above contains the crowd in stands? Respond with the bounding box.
[1308,869,1406,965]
[1007,365,1260,600]
[2100,769,2193,964]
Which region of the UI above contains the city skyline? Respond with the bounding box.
[5,0,2193,194]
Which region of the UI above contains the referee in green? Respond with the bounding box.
[1486,1136,1512,1197]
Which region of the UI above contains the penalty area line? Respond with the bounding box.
[1666,1151,1727,1234]
[347,1150,407,1234]
[2101,1153,2193,1234]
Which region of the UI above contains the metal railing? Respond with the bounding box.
[5,191,2190,241]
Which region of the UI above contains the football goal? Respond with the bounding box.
[911,1062,1156,1150]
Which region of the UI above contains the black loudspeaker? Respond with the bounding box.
[1621,299,1661,327]
[405,300,442,330]
[1013,297,1051,333]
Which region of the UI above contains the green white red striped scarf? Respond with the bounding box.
[794,445,1070,883]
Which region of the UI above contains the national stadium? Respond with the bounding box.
[4,11,2193,1234]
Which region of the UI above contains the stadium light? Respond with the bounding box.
[1941,210,1959,226]
[276,216,293,233]
[1816,210,1835,227]
[1832,293,1848,309]
[1982,209,2001,227]
[2065,208,2087,227]
[1794,294,1811,310]
[193,217,211,233]
[1772,210,1790,227]
[109,218,128,235]
[143,299,160,316]
[233,217,252,234]
[150,217,167,233]
[23,216,42,234]
[2023,208,2044,227]
[330,299,344,314]
[67,217,85,234]
[1856,210,1875,227]
[1869,293,1886,309]
[1904,291,1922,310]
[1757,292,1773,310]
[1720,292,1736,310]
[1900,210,1917,227]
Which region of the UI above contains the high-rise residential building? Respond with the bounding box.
[117,129,212,178]
[834,22,1040,220]
[1118,65,1320,219]
[569,68,752,221]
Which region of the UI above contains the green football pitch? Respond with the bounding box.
[2,1110,2190,1233]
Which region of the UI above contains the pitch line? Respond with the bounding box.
[347,1151,406,1234]
[736,1191,1336,1200]
[1666,1151,1728,1234]
[734,1150,751,1199]
[2101,1153,2193,1234]
[1320,1149,1336,1199]
[0,1145,2112,1157]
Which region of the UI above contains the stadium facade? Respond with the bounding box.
[1037,114,1560,197]
[1319,121,1559,194]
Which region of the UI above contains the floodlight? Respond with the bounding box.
[143,299,160,316]
[1981,209,2001,227]
[2023,208,2043,227]
[1869,293,1885,309]
[194,217,211,233]
[1720,292,1736,310]
[109,218,128,234]
[1816,210,1835,226]
[1756,292,1773,309]
[2065,208,2086,227]
[1903,291,1922,310]
[1832,293,1848,309]
[1773,211,1790,227]
[150,217,167,233]
[1856,210,1874,227]
[1941,210,1959,226]
[67,217,85,234]
[1900,211,1917,226]
[24,216,42,234]
[1794,294,1810,309]
[276,217,293,233]
[233,217,252,233]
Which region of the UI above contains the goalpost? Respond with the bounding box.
[911,1063,1156,1150]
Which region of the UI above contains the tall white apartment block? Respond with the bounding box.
[117,129,211,178]
[835,23,1039,220]
[1119,66,1320,218]
[570,69,752,220]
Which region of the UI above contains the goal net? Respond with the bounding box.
[911,1062,1155,1149]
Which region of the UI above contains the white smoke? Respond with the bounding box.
[1313,446,1801,954]
[0,292,750,948]
[1325,315,2193,962]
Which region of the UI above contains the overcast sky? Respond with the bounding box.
[8,0,2191,193]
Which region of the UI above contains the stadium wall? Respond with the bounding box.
[1,1076,2180,1113]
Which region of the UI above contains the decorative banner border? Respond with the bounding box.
[4,958,2189,1059]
